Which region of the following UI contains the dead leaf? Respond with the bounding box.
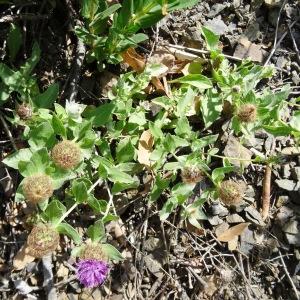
[13,242,35,270]
[216,223,250,242]
[228,236,239,251]
[138,130,154,167]
[224,136,252,168]
[121,48,145,72]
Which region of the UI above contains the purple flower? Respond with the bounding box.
[76,259,109,288]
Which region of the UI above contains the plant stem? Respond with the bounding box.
[55,178,102,225]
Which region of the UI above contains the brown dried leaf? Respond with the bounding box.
[228,236,239,251]
[138,130,154,167]
[216,223,250,242]
[121,48,145,72]
[13,242,35,270]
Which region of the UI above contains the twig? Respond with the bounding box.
[278,250,299,299]
[42,255,57,300]
[261,164,272,221]
[187,266,208,289]
[0,112,18,151]
[0,13,49,23]
[264,16,299,66]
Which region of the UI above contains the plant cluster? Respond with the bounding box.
[1,0,299,290]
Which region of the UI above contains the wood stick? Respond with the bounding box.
[261,164,272,220]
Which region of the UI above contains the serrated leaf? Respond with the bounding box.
[72,180,88,203]
[116,137,135,163]
[84,103,115,127]
[42,199,66,223]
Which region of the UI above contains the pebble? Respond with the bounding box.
[226,214,245,223]
[275,179,300,192]
[281,164,291,179]
[208,215,223,226]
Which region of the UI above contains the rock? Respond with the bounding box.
[240,227,256,255]
[235,200,249,212]
[211,202,229,217]
[234,37,267,63]
[264,0,283,8]
[291,167,300,181]
[226,214,245,223]
[244,185,255,201]
[204,17,229,35]
[285,233,300,246]
[275,206,294,226]
[275,179,299,192]
[283,220,299,234]
[208,215,223,226]
[206,3,229,18]
[292,70,300,85]
[282,164,291,179]
[244,23,261,42]
[244,206,265,226]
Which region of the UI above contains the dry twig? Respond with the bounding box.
[261,164,272,220]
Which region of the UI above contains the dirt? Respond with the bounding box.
[0,0,300,299]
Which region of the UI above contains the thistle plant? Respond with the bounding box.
[218,180,245,206]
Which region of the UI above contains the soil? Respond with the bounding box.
[0,0,300,299]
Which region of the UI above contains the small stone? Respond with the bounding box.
[283,220,299,234]
[244,23,261,41]
[285,233,300,246]
[208,215,223,226]
[291,167,300,181]
[282,164,291,179]
[226,214,245,223]
[275,206,294,225]
[275,179,299,191]
[244,206,265,226]
[211,202,229,217]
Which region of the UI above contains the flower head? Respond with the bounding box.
[65,100,86,121]
[218,180,244,206]
[237,104,257,123]
[80,243,107,261]
[27,224,60,258]
[181,166,205,184]
[76,259,109,288]
[16,103,32,120]
[51,140,81,170]
[23,174,53,204]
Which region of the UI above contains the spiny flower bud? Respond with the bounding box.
[23,174,53,204]
[80,243,107,261]
[218,180,244,206]
[237,104,257,123]
[51,140,81,170]
[16,103,32,120]
[181,166,205,184]
[27,224,60,258]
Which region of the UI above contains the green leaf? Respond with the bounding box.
[116,137,135,163]
[160,197,177,220]
[176,86,196,117]
[86,219,106,242]
[211,166,235,184]
[56,222,81,244]
[52,114,67,138]
[72,180,88,203]
[84,103,115,127]
[28,121,55,149]
[111,180,139,194]
[200,88,223,128]
[101,243,123,262]
[33,83,59,108]
[87,195,107,213]
[42,199,66,223]
[20,42,41,77]
[81,0,102,20]
[2,148,32,169]
[290,111,300,131]
[150,174,170,202]
[7,24,22,62]
[0,63,21,87]
[171,74,212,90]
[201,26,219,51]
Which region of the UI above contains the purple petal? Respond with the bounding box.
[76,259,109,288]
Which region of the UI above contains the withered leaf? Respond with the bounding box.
[138,130,154,167]
[216,223,250,242]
